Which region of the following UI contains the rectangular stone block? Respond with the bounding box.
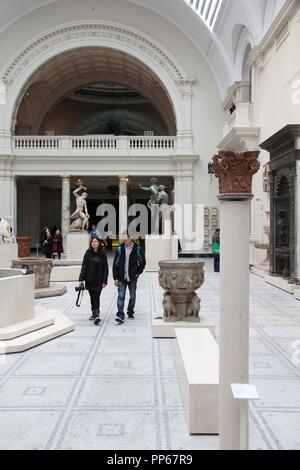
[0,271,35,327]
[66,232,89,260]
[0,244,18,268]
[145,235,178,272]
[175,328,219,435]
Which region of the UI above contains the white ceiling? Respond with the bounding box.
[0,0,289,97]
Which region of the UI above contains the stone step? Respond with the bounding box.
[0,306,55,340]
[0,310,75,353]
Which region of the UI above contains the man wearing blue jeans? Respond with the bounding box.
[113,233,146,323]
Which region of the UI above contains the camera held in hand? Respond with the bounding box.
[75,282,85,292]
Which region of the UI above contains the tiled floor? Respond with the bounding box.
[0,258,300,450]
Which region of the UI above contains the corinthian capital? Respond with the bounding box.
[213,151,260,200]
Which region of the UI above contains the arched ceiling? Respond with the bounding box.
[16,46,177,134]
[0,0,289,98]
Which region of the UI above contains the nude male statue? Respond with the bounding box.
[70,186,90,231]
[139,178,160,211]
[158,185,169,206]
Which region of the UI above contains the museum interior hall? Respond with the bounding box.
[0,0,300,452]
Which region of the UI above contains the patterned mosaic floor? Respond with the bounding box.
[0,258,300,450]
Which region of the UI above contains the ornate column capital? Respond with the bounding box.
[213,151,260,201]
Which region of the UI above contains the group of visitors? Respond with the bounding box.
[78,232,146,325]
[41,226,63,259]
[41,221,219,325]
[78,228,220,326]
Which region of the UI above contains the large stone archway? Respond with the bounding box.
[14,46,177,136]
[0,22,195,135]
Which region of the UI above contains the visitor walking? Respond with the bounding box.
[78,237,108,325]
[89,223,101,241]
[113,232,146,323]
[212,228,220,273]
[52,229,63,260]
[40,226,49,244]
[42,230,53,259]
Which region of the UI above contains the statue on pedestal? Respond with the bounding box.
[139,178,170,234]
[70,180,90,231]
[0,216,12,244]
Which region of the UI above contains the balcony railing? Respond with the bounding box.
[13,135,177,153]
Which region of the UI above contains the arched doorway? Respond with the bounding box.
[14,47,177,137]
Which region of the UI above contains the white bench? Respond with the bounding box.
[175,328,219,435]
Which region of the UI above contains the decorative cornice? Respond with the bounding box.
[213,151,260,200]
[248,0,297,69]
[260,124,300,153]
[1,22,186,90]
[176,78,198,97]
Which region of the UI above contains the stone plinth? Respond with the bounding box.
[145,235,178,272]
[0,243,18,268]
[67,231,89,260]
[11,258,53,289]
[158,260,204,322]
[16,237,31,257]
[0,269,35,328]
[0,268,74,354]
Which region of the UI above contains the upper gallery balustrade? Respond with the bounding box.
[11,135,179,155]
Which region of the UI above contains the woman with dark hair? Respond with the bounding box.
[42,230,53,259]
[78,237,108,325]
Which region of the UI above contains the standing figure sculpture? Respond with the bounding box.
[158,185,169,206]
[0,216,12,244]
[70,184,90,231]
[139,178,160,211]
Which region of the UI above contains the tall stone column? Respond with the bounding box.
[61,176,71,244]
[213,151,260,450]
[174,169,193,251]
[119,176,128,237]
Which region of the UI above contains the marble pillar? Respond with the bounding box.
[213,151,260,450]
[61,176,70,245]
[174,170,193,251]
[119,176,128,237]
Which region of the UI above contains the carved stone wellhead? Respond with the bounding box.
[158,260,205,322]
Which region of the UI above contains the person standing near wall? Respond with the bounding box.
[212,228,220,273]
[78,237,108,325]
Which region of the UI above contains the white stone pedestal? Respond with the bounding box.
[66,231,89,260]
[0,244,18,268]
[0,268,74,353]
[152,317,216,338]
[145,235,178,272]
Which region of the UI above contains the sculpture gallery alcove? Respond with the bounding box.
[261,125,300,284]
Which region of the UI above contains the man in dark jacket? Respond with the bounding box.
[113,233,146,323]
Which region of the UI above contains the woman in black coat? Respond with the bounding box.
[42,231,53,259]
[78,237,108,325]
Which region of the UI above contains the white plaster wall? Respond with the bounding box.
[249,4,300,264]
[257,6,300,142]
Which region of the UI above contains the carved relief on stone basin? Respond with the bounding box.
[11,258,53,289]
[158,260,205,323]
